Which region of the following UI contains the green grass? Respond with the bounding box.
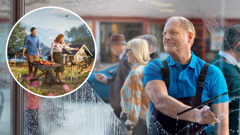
[9,63,90,96]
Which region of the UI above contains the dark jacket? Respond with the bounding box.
[150,52,159,60]
[107,51,131,112]
[211,54,240,135]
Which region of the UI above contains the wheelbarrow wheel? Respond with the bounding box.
[45,71,55,85]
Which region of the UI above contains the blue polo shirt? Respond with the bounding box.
[23,35,40,55]
[143,52,229,115]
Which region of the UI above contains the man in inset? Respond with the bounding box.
[143,16,229,134]
[23,27,42,77]
[212,24,240,135]
[95,34,131,118]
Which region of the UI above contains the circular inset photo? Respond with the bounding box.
[6,7,96,97]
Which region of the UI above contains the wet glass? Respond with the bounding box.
[23,83,128,135]
[0,0,12,134]
[23,1,130,135]
[20,0,240,135]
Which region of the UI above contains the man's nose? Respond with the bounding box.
[165,32,171,39]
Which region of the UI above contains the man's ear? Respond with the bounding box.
[236,45,240,53]
[188,32,194,43]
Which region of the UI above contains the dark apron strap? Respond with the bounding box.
[161,60,170,89]
[193,63,210,106]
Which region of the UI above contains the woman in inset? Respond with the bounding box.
[50,34,79,83]
[120,38,150,135]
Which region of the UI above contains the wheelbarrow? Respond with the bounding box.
[24,58,61,85]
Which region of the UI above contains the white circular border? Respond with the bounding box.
[5,6,97,98]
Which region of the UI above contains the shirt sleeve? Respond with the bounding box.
[50,42,54,56]
[207,65,229,104]
[121,71,144,127]
[222,65,240,97]
[63,43,72,50]
[23,36,28,49]
[37,37,40,48]
[143,59,163,86]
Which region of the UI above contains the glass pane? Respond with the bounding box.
[22,1,129,135]
[24,82,128,135]
[0,0,12,134]
[99,22,143,63]
[22,0,240,135]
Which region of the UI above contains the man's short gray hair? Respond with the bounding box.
[167,16,196,40]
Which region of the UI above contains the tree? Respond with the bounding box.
[72,37,95,51]
[8,23,27,53]
[65,24,94,51]
[65,24,91,41]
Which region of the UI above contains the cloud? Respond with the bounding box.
[48,36,54,39]
[48,8,81,21]
[49,8,70,16]
[22,18,34,24]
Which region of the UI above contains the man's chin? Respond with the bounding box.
[164,48,173,53]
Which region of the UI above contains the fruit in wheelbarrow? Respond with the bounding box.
[33,59,56,66]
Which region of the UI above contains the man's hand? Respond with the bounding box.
[23,54,27,59]
[22,48,26,59]
[197,106,219,125]
[94,73,107,83]
[39,54,42,59]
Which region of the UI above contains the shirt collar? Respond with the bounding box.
[30,34,36,37]
[132,63,141,70]
[219,51,239,66]
[119,50,126,60]
[167,51,197,69]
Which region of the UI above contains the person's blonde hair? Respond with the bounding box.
[167,16,195,44]
[127,39,150,65]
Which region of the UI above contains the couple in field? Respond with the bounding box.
[23,27,79,83]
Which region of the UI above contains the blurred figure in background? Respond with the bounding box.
[138,34,159,60]
[24,91,41,135]
[212,24,240,135]
[95,34,131,118]
[120,38,150,135]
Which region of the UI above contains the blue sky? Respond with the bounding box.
[20,8,85,47]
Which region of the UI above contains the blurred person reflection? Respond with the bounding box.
[95,34,131,118]
[138,34,159,60]
[120,39,150,135]
[24,91,41,135]
[212,24,240,135]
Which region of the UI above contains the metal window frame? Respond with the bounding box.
[11,0,25,135]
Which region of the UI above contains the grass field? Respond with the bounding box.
[9,61,93,96]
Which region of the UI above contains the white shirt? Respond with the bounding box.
[119,50,126,60]
[219,51,240,67]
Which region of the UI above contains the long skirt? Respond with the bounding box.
[53,52,64,72]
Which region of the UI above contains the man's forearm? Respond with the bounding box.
[146,80,199,122]
[38,48,41,56]
[154,94,199,122]
[23,48,25,56]
[213,103,229,135]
